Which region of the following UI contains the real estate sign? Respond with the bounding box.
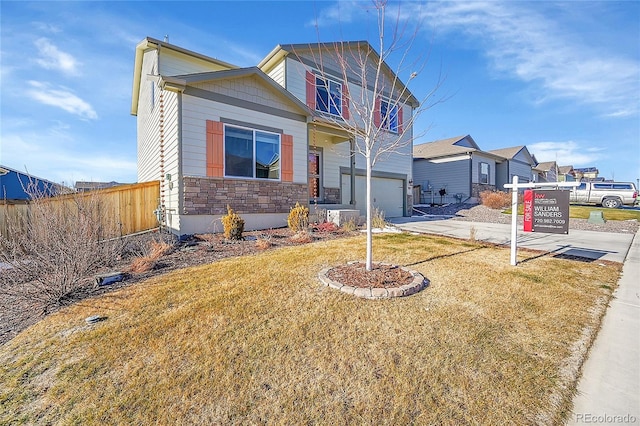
[523,189,570,234]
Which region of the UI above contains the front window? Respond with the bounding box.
[479,162,489,184]
[315,76,342,116]
[380,100,399,133]
[225,125,280,180]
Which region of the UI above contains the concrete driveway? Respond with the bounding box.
[389,216,634,263]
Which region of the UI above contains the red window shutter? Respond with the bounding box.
[397,105,403,134]
[206,120,224,177]
[281,134,294,182]
[305,71,316,111]
[373,97,381,128]
[342,82,350,120]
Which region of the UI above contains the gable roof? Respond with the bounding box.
[534,161,558,172]
[558,165,574,175]
[413,135,481,159]
[162,67,311,117]
[488,145,536,165]
[259,41,419,108]
[131,37,238,115]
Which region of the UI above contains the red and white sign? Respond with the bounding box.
[523,189,533,232]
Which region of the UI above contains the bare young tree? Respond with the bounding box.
[0,184,124,314]
[305,0,444,270]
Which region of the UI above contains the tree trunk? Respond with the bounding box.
[366,152,373,271]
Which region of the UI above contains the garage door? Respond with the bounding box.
[341,175,404,218]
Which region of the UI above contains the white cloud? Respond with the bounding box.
[26,81,97,120]
[307,1,362,28]
[416,2,640,118]
[1,132,136,184]
[528,141,604,167]
[34,37,81,76]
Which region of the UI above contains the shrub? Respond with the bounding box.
[372,207,387,229]
[255,233,273,250]
[0,187,124,312]
[287,202,309,232]
[221,205,244,240]
[289,231,313,244]
[127,240,173,274]
[479,190,512,210]
[341,218,358,232]
[313,221,338,233]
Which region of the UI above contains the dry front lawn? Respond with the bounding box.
[0,233,621,425]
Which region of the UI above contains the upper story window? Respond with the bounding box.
[224,125,280,180]
[315,76,342,116]
[479,162,490,184]
[380,100,399,133]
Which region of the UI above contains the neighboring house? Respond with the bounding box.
[131,37,417,236]
[0,165,67,201]
[557,165,576,182]
[413,135,502,204]
[573,167,600,182]
[532,160,559,183]
[487,145,536,190]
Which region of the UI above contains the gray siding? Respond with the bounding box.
[413,157,471,203]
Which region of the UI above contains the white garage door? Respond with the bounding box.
[341,175,404,218]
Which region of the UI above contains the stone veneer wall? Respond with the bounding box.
[471,183,497,198]
[183,177,308,215]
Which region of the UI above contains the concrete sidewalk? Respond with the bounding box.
[568,230,640,425]
[389,216,640,424]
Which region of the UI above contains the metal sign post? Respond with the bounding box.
[504,177,580,266]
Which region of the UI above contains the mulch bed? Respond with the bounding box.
[326,262,414,288]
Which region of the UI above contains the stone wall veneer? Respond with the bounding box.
[183,176,308,215]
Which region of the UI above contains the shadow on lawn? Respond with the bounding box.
[403,246,486,267]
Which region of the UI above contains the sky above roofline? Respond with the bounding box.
[1,1,638,185]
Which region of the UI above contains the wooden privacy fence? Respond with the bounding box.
[0,181,160,240]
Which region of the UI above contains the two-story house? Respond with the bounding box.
[413,135,502,204]
[131,38,417,236]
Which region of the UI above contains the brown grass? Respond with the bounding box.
[126,240,173,273]
[0,233,620,425]
[289,230,314,244]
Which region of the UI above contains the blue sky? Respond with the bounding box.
[1,1,638,186]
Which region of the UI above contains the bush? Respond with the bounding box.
[221,205,244,240]
[479,190,512,210]
[0,188,124,312]
[289,231,313,244]
[287,202,309,232]
[255,234,273,250]
[372,207,387,229]
[127,240,173,274]
[341,218,358,232]
[313,221,338,233]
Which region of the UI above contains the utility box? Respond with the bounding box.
[327,209,360,226]
[587,211,606,224]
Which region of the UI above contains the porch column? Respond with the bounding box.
[350,138,356,206]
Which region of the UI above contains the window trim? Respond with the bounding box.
[479,162,490,184]
[223,124,281,181]
[315,75,342,117]
[380,99,399,133]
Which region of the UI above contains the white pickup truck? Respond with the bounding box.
[570,182,638,208]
